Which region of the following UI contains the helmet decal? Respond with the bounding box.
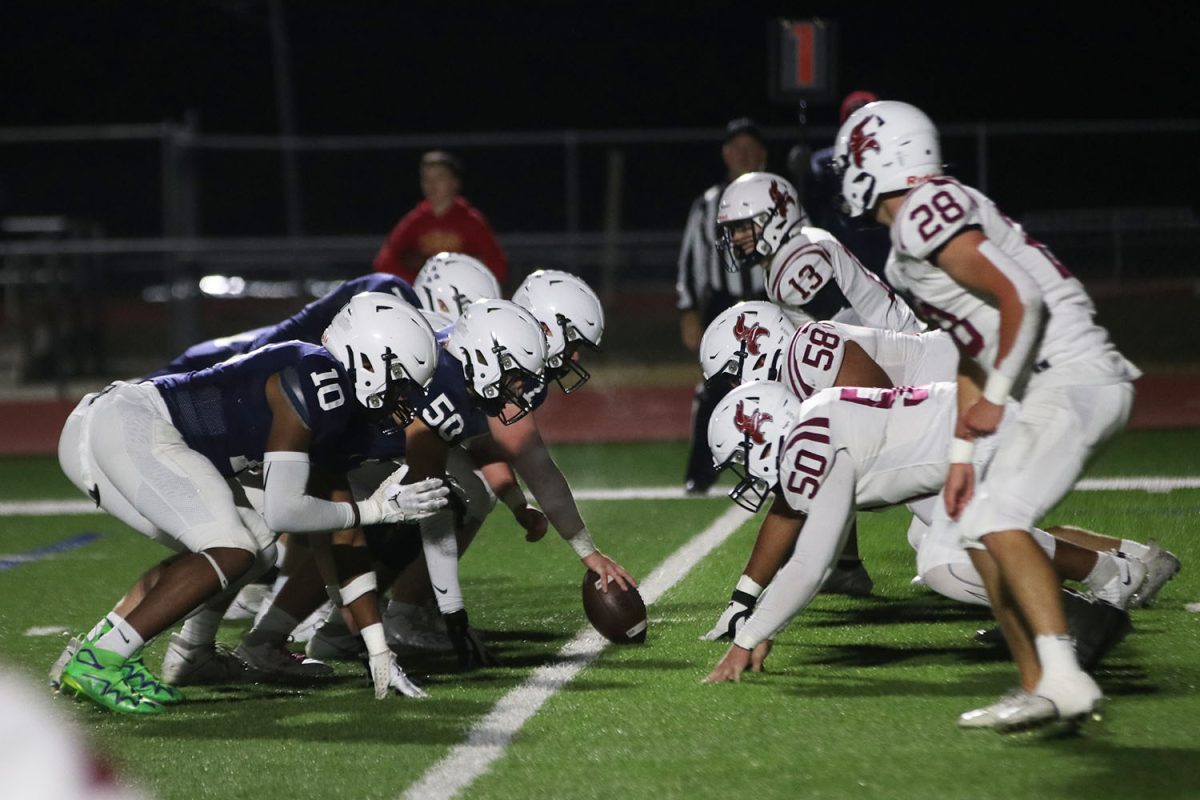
[732,314,770,356]
[848,115,882,168]
[768,180,795,216]
[734,401,772,445]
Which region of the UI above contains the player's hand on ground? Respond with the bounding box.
[703,644,754,683]
[944,462,976,520]
[515,506,549,542]
[701,596,755,641]
[444,609,499,669]
[582,551,637,592]
[750,639,772,672]
[367,648,428,699]
[962,398,1004,438]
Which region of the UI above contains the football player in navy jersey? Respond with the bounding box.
[144,273,421,378]
[52,294,448,714]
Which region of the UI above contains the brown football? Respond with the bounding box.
[581,569,647,644]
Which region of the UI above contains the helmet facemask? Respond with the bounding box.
[716,434,774,513]
[346,345,424,428]
[460,342,545,425]
[545,314,599,394]
[717,215,773,272]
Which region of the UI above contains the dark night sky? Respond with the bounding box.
[2,2,1194,134]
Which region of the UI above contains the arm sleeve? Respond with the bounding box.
[828,242,925,333]
[675,194,709,312]
[261,451,357,534]
[733,453,856,649]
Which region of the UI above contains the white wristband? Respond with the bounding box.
[567,527,598,559]
[949,437,976,464]
[983,372,1013,405]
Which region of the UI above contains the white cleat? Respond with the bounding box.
[48,635,82,690]
[994,672,1103,733]
[161,634,256,685]
[368,650,427,699]
[234,639,333,679]
[1128,542,1182,608]
[384,603,453,652]
[957,688,1028,729]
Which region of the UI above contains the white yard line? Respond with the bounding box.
[3,476,1199,518]
[399,504,752,800]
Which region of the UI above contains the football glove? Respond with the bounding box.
[366,649,428,699]
[444,609,499,669]
[700,590,757,641]
[358,464,450,526]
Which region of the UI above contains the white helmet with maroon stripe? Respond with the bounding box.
[833,100,942,218]
[699,301,796,386]
[715,172,810,271]
[707,380,803,512]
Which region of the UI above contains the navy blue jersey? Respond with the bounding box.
[416,347,490,447]
[153,341,363,477]
[149,274,420,377]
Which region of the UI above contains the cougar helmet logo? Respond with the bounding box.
[848,116,881,168]
[732,314,769,356]
[768,180,795,216]
[734,401,772,445]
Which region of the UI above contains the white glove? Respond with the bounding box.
[700,595,756,642]
[357,464,450,526]
[367,648,428,699]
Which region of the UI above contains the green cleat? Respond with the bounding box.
[122,656,185,705]
[60,644,165,716]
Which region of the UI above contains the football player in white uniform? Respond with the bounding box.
[701,382,1151,729]
[830,99,1144,731]
[715,172,923,334]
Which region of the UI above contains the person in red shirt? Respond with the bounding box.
[373,150,509,285]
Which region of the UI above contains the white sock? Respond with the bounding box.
[245,606,298,647]
[179,608,223,647]
[1083,551,1121,592]
[95,615,145,659]
[1035,633,1081,679]
[85,612,120,641]
[1119,539,1150,560]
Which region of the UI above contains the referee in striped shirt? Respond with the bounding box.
[676,117,769,494]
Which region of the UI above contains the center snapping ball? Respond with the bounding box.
[581,569,647,644]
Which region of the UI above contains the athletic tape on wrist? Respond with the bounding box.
[949,437,976,464]
[983,372,1014,405]
[340,572,377,606]
[567,527,597,559]
[735,574,764,598]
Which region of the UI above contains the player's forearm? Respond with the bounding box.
[978,242,1043,401]
[262,452,357,533]
[742,508,805,587]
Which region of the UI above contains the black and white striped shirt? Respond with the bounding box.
[675,182,766,315]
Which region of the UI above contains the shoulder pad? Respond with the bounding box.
[893,178,979,261]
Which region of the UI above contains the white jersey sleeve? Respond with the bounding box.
[766,227,924,334]
[734,453,856,649]
[784,321,848,399]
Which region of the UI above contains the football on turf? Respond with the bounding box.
[581,569,647,644]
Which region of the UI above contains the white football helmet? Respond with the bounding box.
[419,308,455,334]
[446,299,548,424]
[413,252,502,320]
[833,100,943,218]
[321,292,438,425]
[708,380,804,512]
[511,269,604,393]
[716,172,810,271]
[699,301,796,386]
